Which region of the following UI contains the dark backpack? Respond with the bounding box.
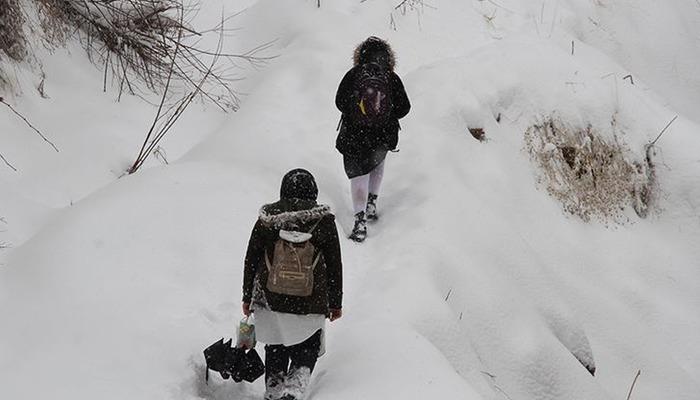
[350,62,393,127]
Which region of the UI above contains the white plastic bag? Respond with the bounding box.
[236,316,256,349]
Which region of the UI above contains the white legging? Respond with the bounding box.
[350,160,385,214]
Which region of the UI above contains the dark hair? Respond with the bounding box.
[279,169,318,201]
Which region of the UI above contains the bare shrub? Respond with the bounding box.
[3,1,275,106]
[395,0,430,12]
[25,0,274,110]
[3,1,273,173]
[389,0,436,30]
[0,0,26,61]
[37,0,188,90]
[38,1,207,107]
[524,116,655,223]
[34,0,72,45]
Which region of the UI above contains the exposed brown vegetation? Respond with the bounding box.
[0,0,26,61]
[2,1,275,109]
[525,116,655,223]
[36,0,247,110]
[1,0,276,172]
[469,127,486,142]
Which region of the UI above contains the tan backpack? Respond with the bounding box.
[265,220,322,297]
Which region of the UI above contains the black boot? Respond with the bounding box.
[349,211,367,242]
[264,373,285,400]
[366,193,379,221]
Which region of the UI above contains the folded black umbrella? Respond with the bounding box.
[203,338,264,383]
[238,348,265,383]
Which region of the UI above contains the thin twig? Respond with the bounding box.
[649,115,678,146]
[128,7,228,174]
[128,5,184,174]
[626,370,641,400]
[0,152,18,172]
[548,0,559,38]
[0,97,59,152]
[493,384,514,400]
[481,371,514,400]
[540,1,545,23]
[488,0,516,14]
[394,0,409,9]
[480,371,496,379]
[103,53,109,92]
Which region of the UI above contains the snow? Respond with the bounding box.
[2,1,700,399]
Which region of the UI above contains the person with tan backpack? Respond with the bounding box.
[241,169,343,400]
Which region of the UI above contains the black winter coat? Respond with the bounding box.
[242,199,343,316]
[335,66,411,156]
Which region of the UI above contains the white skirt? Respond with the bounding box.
[254,308,326,347]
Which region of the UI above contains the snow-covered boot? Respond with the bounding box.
[264,373,285,400]
[282,367,311,400]
[349,211,367,242]
[366,193,379,221]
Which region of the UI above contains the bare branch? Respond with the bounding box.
[128,4,184,174]
[128,7,230,174]
[0,151,18,171]
[626,370,641,400]
[649,115,678,146]
[0,97,59,152]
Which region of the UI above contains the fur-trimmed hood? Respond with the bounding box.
[353,36,396,70]
[259,201,333,229]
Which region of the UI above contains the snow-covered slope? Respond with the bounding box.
[2,1,699,400]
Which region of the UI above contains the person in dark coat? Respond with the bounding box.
[335,36,411,242]
[242,169,343,400]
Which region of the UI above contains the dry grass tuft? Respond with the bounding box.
[524,116,655,223]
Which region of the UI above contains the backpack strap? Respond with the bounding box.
[305,218,324,271]
[337,114,344,132]
[307,217,323,234]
